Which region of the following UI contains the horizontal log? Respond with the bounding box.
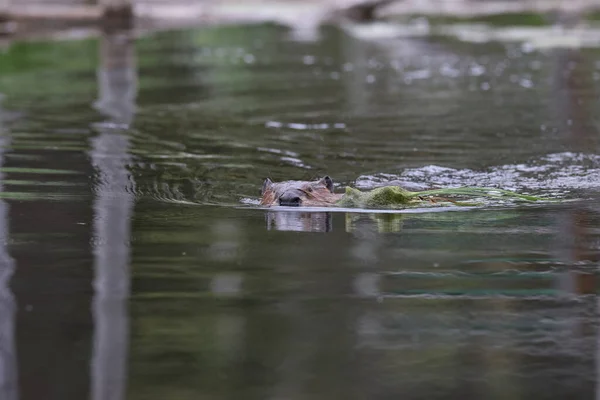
[7,5,102,21]
[1,1,600,27]
[383,0,598,17]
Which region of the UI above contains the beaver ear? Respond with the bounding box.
[261,178,274,195]
[320,176,334,193]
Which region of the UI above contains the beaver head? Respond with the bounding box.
[260,176,342,207]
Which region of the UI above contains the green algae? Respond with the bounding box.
[336,185,545,209]
[338,186,415,208]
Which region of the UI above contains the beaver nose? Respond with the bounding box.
[279,191,302,206]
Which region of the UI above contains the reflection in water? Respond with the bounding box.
[266,210,332,232]
[214,313,245,361]
[0,95,17,400]
[353,272,381,298]
[547,18,600,397]
[90,29,136,400]
[94,29,137,125]
[265,210,406,233]
[210,273,243,297]
[209,220,241,261]
[346,213,404,233]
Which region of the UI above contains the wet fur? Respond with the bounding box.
[260,176,343,207]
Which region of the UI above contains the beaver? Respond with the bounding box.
[260,176,452,208]
[260,176,343,207]
[260,176,542,208]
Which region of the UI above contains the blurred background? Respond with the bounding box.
[1,1,600,400]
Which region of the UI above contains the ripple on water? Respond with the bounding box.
[265,120,347,130]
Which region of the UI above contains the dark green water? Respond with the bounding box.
[1,22,600,400]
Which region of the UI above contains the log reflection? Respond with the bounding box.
[266,210,333,232]
[90,27,136,400]
[546,9,600,400]
[0,92,17,400]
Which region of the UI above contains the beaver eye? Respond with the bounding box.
[307,187,313,192]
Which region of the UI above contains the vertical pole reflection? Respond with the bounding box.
[94,29,137,124]
[547,10,600,399]
[90,28,136,400]
[0,97,17,400]
[340,32,369,115]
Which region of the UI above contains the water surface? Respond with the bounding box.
[1,22,600,400]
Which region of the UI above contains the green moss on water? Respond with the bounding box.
[336,185,545,209]
[338,186,416,208]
